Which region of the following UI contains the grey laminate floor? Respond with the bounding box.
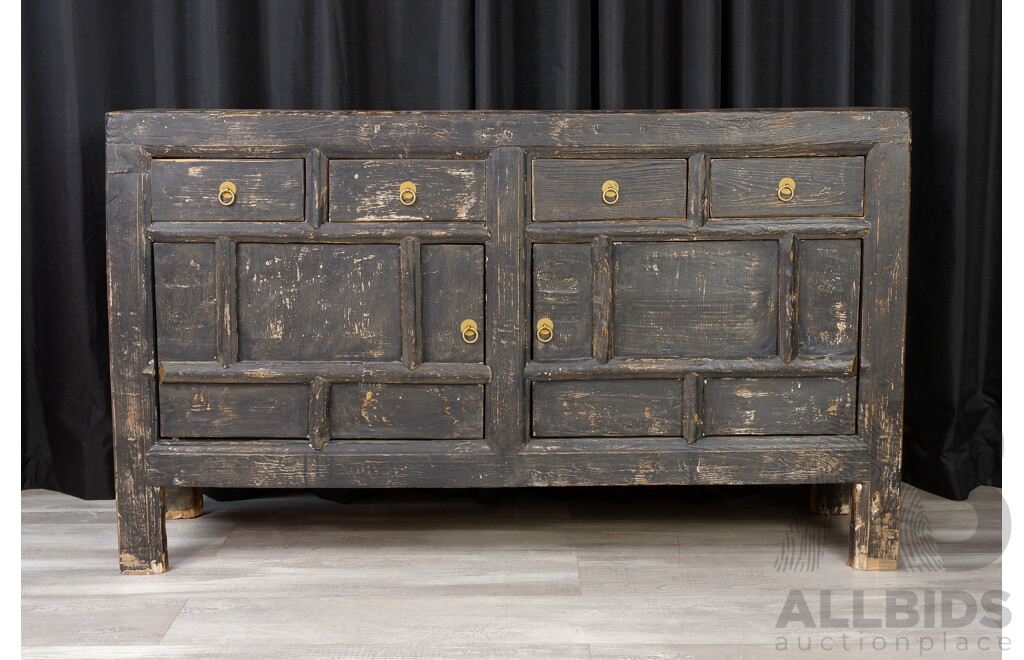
[23,484,1004,658]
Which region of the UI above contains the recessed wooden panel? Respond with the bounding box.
[798,240,862,357]
[703,377,856,435]
[237,244,401,361]
[330,384,483,439]
[710,157,864,218]
[329,160,485,221]
[532,159,687,220]
[421,245,484,363]
[153,243,217,361]
[531,380,683,438]
[532,243,592,360]
[613,241,778,358]
[159,383,309,438]
[151,159,304,221]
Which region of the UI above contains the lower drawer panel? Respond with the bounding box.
[159,383,310,438]
[703,377,856,435]
[330,384,483,439]
[532,380,682,438]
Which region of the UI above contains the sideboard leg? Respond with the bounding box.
[849,481,900,570]
[164,487,204,519]
[116,473,168,574]
[810,484,851,515]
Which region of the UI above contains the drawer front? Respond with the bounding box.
[159,383,309,438]
[532,380,683,438]
[710,157,864,218]
[151,159,304,221]
[703,377,857,435]
[532,159,688,220]
[331,384,483,439]
[329,160,485,221]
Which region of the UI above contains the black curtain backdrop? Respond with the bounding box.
[22,0,1000,501]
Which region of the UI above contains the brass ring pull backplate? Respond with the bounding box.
[460,319,479,344]
[602,180,620,205]
[218,181,237,206]
[777,177,796,202]
[536,317,554,343]
[399,181,417,206]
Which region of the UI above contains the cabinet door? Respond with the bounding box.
[528,238,860,439]
[153,241,485,441]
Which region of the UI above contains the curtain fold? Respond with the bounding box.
[22,0,1000,500]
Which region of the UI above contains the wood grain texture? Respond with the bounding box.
[681,373,704,444]
[329,159,485,221]
[237,243,401,361]
[778,234,797,363]
[107,170,167,573]
[710,157,864,218]
[421,244,484,363]
[308,376,331,450]
[687,152,709,226]
[532,380,683,438]
[214,237,237,366]
[526,219,871,242]
[144,436,873,487]
[107,110,911,150]
[159,383,310,438]
[612,241,778,358]
[153,243,217,361]
[149,221,491,243]
[810,483,852,515]
[330,384,483,439]
[532,159,687,220]
[798,239,862,357]
[484,147,527,454]
[524,357,854,381]
[591,236,613,364]
[850,142,910,570]
[702,377,857,436]
[158,360,491,384]
[400,237,423,370]
[531,243,592,361]
[151,159,304,221]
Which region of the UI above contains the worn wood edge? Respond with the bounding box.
[214,237,237,367]
[591,236,612,364]
[158,361,491,384]
[527,219,870,242]
[106,110,911,147]
[308,376,330,450]
[399,237,423,370]
[145,436,871,488]
[778,234,797,362]
[525,357,853,380]
[148,221,490,243]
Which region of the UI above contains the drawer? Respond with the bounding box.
[151,159,305,221]
[532,159,688,220]
[710,157,864,218]
[329,159,485,221]
[702,377,857,435]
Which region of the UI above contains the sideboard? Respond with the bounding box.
[106,110,910,573]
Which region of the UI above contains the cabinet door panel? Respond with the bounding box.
[532,243,593,360]
[153,243,217,361]
[703,377,856,435]
[532,380,682,438]
[422,244,484,363]
[798,240,861,357]
[159,383,309,438]
[613,241,778,358]
[330,384,483,439]
[237,244,401,361]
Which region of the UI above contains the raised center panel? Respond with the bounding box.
[612,241,779,358]
[237,244,402,361]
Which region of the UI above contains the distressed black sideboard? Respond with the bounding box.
[106,110,910,573]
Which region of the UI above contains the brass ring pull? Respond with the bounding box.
[460,319,479,344]
[536,317,554,343]
[218,181,237,206]
[777,177,796,202]
[601,180,620,205]
[399,181,417,206]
